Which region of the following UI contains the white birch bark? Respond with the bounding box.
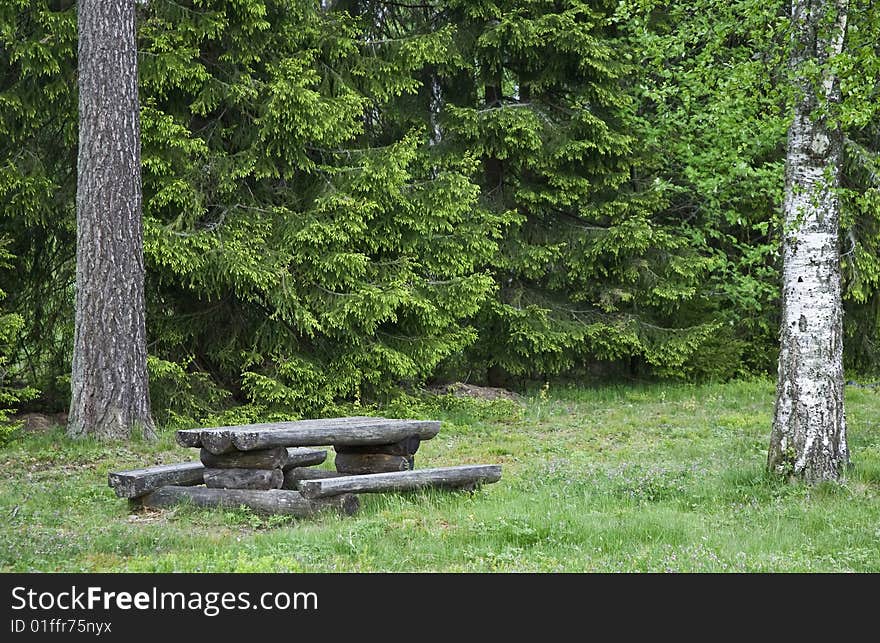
[769,0,849,481]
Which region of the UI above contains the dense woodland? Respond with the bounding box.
[1,0,878,428]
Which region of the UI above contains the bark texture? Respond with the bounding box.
[298,464,502,499]
[199,447,288,470]
[69,0,154,440]
[203,468,283,490]
[108,462,204,498]
[334,452,413,475]
[136,486,361,517]
[769,0,849,482]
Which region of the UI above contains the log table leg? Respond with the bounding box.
[333,436,420,474]
[203,468,283,490]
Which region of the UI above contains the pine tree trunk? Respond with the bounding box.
[769,0,849,482]
[69,0,155,440]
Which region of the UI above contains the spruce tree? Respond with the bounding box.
[433,0,713,381]
[137,0,503,418]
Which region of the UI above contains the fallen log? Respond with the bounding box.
[333,435,421,456]
[203,468,283,490]
[283,448,328,470]
[200,447,287,470]
[334,452,413,475]
[108,462,204,499]
[136,486,360,517]
[232,418,440,451]
[298,464,502,499]
[282,467,348,490]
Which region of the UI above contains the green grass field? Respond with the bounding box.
[2,379,879,572]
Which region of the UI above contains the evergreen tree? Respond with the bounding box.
[136,0,503,419]
[435,0,714,381]
[0,0,77,408]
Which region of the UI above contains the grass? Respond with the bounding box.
[1,379,879,572]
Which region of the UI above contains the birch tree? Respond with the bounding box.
[68,0,155,440]
[769,0,849,481]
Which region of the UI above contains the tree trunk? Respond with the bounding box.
[769,0,849,482]
[483,82,503,196]
[69,0,154,440]
[429,72,443,147]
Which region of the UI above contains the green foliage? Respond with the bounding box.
[147,355,233,429]
[432,0,716,380]
[622,0,880,376]
[1,0,878,420]
[0,0,77,407]
[0,238,38,443]
[618,0,791,374]
[837,0,880,374]
[137,0,506,417]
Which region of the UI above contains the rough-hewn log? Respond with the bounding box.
[333,435,421,456]
[176,429,202,448]
[136,486,360,517]
[200,447,287,469]
[108,462,203,498]
[298,465,502,499]
[176,417,374,451]
[232,418,440,451]
[178,417,438,453]
[334,452,413,475]
[203,468,283,490]
[282,468,348,490]
[283,448,328,470]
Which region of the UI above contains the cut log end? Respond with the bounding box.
[200,431,238,455]
[176,430,202,449]
[108,461,204,498]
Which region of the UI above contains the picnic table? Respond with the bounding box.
[109,416,501,517]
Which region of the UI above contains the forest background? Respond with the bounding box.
[1,0,878,428]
